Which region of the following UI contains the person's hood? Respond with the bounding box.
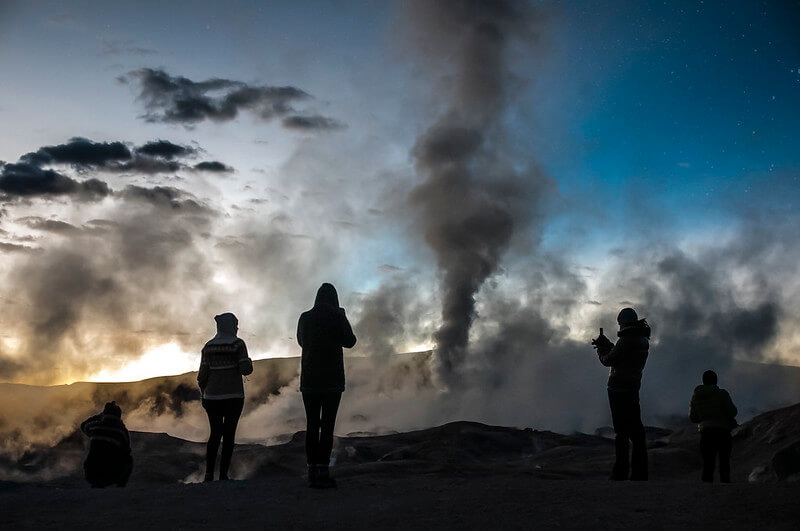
[210,312,238,343]
[314,283,339,309]
[618,318,651,338]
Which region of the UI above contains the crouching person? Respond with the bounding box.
[689,370,738,483]
[80,401,133,488]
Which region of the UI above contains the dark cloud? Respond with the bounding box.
[193,161,233,173]
[404,0,551,386]
[121,68,342,130]
[135,140,196,160]
[21,138,131,167]
[281,115,345,131]
[0,163,110,201]
[119,185,210,213]
[0,242,35,253]
[7,137,231,180]
[17,217,80,235]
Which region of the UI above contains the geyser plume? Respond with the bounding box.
[405,0,546,385]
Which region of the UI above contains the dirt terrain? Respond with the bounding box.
[2,403,800,529]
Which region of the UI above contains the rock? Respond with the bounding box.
[771,440,800,480]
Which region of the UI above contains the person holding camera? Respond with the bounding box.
[593,307,651,481]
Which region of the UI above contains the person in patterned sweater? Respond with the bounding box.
[198,312,253,481]
[80,401,133,488]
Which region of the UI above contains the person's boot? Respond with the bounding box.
[307,464,319,488]
[315,465,337,489]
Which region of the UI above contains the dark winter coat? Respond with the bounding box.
[597,319,650,390]
[297,284,357,393]
[689,384,738,431]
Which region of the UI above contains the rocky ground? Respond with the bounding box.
[2,403,800,529]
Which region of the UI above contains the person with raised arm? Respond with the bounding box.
[593,307,651,481]
[297,283,356,488]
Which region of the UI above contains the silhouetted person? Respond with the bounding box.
[593,307,650,480]
[198,312,253,481]
[80,401,133,488]
[297,283,356,488]
[689,370,738,483]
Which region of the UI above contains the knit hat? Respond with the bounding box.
[103,401,122,417]
[617,307,639,326]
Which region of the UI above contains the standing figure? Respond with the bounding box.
[198,312,253,482]
[297,283,357,488]
[80,401,133,488]
[593,307,651,481]
[689,370,738,483]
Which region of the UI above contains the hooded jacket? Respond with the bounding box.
[198,313,253,400]
[596,319,650,390]
[689,384,738,431]
[297,283,357,393]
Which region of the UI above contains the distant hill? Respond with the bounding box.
[1,353,798,465]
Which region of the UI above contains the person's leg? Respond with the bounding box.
[302,392,323,483]
[629,392,648,481]
[318,392,342,466]
[719,430,732,483]
[219,398,245,480]
[314,392,342,488]
[608,390,629,480]
[700,429,716,482]
[303,393,323,463]
[203,399,225,481]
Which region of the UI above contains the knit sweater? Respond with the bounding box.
[80,413,131,452]
[198,338,253,399]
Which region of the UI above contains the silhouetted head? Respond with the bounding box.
[703,370,718,385]
[617,307,639,327]
[103,401,122,417]
[214,312,238,337]
[314,282,340,308]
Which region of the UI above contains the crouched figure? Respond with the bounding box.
[80,401,133,488]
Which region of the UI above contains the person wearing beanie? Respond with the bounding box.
[198,312,253,481]
[80,401,133,487]
[593,307,651,481]
[689,370,738,482]
[297,283,356,488]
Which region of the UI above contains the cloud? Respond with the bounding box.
[403,0,552,386]
[17,217,80,235]
[7,137,232,180]
[0,163,110,200]
[119,185,211,213]
[120,68,342,130]
[281,115,345,131]
[21,138,131,168]
[0,242,36,253]
[135,140,196,160]
[193,161,233,173]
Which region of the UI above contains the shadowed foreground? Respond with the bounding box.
[3,403,800,529]
[2,474,799,530]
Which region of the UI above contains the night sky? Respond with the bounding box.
[0,0,798,386]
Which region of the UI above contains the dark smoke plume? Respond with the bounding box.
[405,0,548,386]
